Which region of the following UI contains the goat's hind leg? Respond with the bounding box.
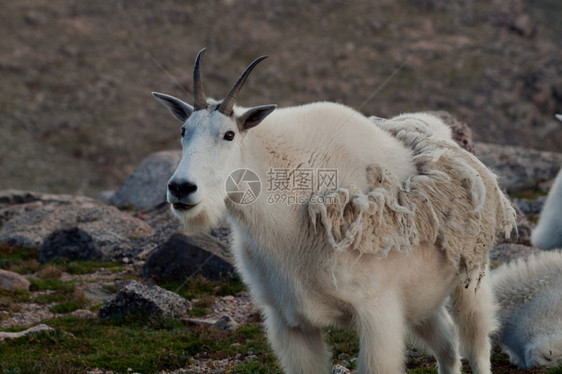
[263,306,331,374]
[450,275,497,374]
[412,306,461,374]
[355,297,406,374]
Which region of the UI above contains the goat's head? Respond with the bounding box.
[152,48,276,232]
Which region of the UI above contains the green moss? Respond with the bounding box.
[327,328,360,361]
[49,298,88,314]
[0,244,41,274]
[160,274,246,300]
[0,289,30,303]
[547,366,562,374]
[28,278,74,293]
[408,369,438,374]
[53,258,125,275]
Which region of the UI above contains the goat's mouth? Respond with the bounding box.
[172,202,198,211]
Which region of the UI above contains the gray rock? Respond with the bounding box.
[490,243,542,264]
[213,314,238,331]
[0,324,53,342]
[0,190,153,262]
[110,151,181,209]
[474,143,562,193]
[38,228,101,263]
[510,13,536,38]
[142,231,234,282]
[0,269,30,291]
[98,281,191,320]
[332,364,352,374]
[512,197,546,215]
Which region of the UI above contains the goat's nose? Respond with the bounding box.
[168,180,198,198]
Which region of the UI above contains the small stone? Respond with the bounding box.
[511,14,536,38]
[0,269,30,291]
[332,364,352,374]
[213,315,238,331]
[70,309,96,319]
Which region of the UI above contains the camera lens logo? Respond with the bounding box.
[225,169,261,205]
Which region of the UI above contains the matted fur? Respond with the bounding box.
[310,114,516,287]
[491,250,562,368]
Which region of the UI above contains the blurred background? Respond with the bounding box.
[1,0,560,198]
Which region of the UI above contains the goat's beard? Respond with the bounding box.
[172,196,226,234]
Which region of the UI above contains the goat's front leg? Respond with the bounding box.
[355,296,406,374]
[263,306,331,374]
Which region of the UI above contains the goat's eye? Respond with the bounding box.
[180,128,186,137]
[223,130,235,141]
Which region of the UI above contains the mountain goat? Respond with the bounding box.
[152,49,516,374]
[531,119,562,250]
[491,250,562,368]
[532,167,562,250]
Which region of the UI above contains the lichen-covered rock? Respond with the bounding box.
[0,190,153,262]
[98,281,191,321]
[332,364,352,374]
[490,243,541,264]
[110,151,181,209]
[474,143,562,193]
[0,269,30,291]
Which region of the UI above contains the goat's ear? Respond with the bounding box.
[237,104,277,131]
[152,92,194,122]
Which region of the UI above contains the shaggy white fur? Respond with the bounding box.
[491,250,562,368]
[311,112,515,287]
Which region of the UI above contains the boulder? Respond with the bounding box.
[0,190,153,262]
[142,232,234,282]
[110,151,181,209]
[474,143,562,193]
[98,281,191,320]
[0,269,30,291]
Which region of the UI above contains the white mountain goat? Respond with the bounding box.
[152,49,516,374]
[491,250,562,368]
[532,166,562,250]
[531,115,562,250]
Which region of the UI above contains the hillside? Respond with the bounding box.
[0,0,561,197]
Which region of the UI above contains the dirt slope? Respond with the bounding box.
[1,0,560,196]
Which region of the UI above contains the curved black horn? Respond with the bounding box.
[193,48,208,111]
[218,56,268,116]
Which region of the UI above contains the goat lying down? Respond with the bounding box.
[152,50,516,374]
[491,250,562,369]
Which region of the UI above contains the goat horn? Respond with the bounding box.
[218,56,268,116]
[193,48,208,111]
